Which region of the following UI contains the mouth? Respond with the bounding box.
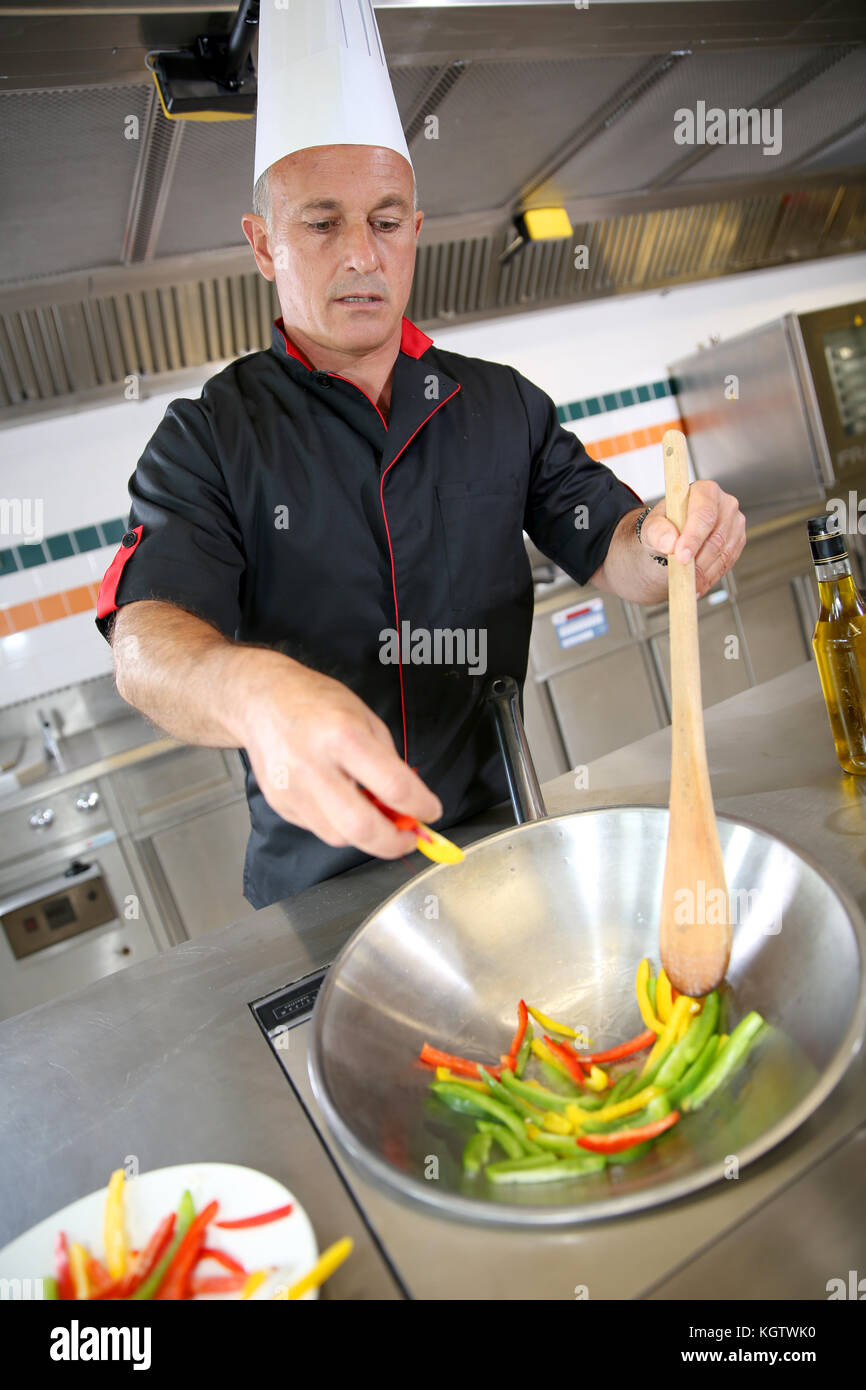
[334,295,384,306]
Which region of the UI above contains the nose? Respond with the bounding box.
[341,219,381,276]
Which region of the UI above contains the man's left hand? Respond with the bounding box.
[639,480,746,598]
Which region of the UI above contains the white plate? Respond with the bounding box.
[0,1163,318,1300]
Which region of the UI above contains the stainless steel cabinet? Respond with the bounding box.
[548,643,667,766]
[112,745,245,835]
[736,583,810,685]
[652,601,751,712]
[142,798,255,941]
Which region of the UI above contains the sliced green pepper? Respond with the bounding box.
[485,1153,606,1184]
[462,1131,492,1175]
[603,1070,635,1107]
[666,1032,719,1108]
[515,1024,533,1079]
[684,1011,765,1112]
[475,1120,525,1160]
[430,1080,528,1140]
[608,1139,652,1166]
[682,991,720,1067]
[499,1069,577,1113]
[131,1189,195,1301]
[478,1066,548,1123]
[430,1087,492,1120]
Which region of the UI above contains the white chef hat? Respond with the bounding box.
[253,0,412,188]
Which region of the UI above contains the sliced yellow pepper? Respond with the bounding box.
[585,1064,609,1092]
[241,1270,269,1300]
[434,1067,491,1093]
[526,1005,583,1041]
[275,1237,354,1301]
[104,1168,127,1279]
[641,994,694,1075]
[566,1086,660,1130]
[542,1110,573,1134]
[656,969,674,1025]
[69,1242,90,1300]
[676,1000,701,1040]
[635,959,664,1034]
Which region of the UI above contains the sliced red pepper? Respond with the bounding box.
[54,1232,75,1301]
[154,1200,218,1301]
[214,1203,293,1230]
[189,1273,249,1295]
[577,1110,680,1153]
[543,1034,587,1087]
[505,1000,529,1066]
[197,1245,246,1273]
[86,1254,115,1299]
[499,1054,516,1071]
[577,1028,657,1065]
[419,1042,502,1080]
[92,1212,177,1300]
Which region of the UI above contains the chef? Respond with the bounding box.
[97,0,745,909]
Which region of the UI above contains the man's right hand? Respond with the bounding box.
[241,659,443,858]
[111,601,442,860]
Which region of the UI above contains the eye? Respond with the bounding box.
[308,220,336,232]
[374,219,401,232]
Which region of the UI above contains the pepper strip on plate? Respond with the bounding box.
[197,1245,246,1275]
[215,1203,293,1230]
[54,1232,75,1301]
[275,1237,354,1301]
[154,1199,218,1301]
[577,1110,680,1153]
[131,1190,195,1301]
[103,1168,127,1280]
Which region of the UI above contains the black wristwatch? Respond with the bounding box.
[635,505,668,566]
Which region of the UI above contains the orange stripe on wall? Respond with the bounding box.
[586,417,684,461]
[1,583,98,635]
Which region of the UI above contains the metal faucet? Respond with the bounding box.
[38,710,65,771]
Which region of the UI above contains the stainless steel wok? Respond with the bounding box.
[309,678,866,1226]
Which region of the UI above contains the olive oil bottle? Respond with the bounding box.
[808,514,866,775]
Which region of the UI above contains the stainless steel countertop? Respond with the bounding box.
[1,661,864,1299]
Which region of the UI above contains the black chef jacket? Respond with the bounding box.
[96,315,643,908]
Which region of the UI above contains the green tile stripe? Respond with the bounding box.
[556,377,673,425]
[0,517,127,577]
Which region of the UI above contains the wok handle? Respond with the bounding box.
[487,676,548,825]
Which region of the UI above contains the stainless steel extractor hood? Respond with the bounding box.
[1,1,865,419]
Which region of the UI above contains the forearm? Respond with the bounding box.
[110,600,291,748]
[589,507,670,603]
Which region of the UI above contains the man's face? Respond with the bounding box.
[242,145,421,356]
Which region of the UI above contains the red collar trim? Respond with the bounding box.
[274,315,433,366]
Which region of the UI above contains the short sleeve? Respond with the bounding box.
[513,368,644,586]
[95,396,245,641]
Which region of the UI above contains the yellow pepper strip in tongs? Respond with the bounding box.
[526,1006,585,1041]
[434,1066,491,1094]
[635,959,664,1034]
[69,1242,91,1300]
[104,1168,128,1280]
[274,1237,355,1301]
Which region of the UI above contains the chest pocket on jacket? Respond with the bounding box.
[435,480,529,613]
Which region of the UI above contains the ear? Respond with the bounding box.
[241,214,276,282]
[413,209,424,240]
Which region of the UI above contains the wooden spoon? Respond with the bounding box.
[658,429,732,997]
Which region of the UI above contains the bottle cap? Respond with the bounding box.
[808,513,848,564]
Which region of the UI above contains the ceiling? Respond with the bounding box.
[1,0,865,418]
